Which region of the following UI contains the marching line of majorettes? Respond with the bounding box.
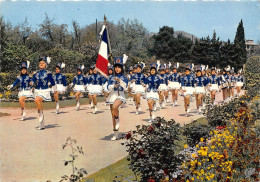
[7,57,244,140]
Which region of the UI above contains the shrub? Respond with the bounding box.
[245,56,260,96]
[183,123,212,147]
[122,117,182,182]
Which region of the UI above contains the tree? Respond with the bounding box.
[19,18,31,45]
[39,13,55,42]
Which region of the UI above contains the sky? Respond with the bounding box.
[1,0,260,42]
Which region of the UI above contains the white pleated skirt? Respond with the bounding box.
[195,86,206,94]
[103,82,109,93]
[209,84,219,91]
[129,82,135,89]
[132,84,145,94]
[51,84,65,93]
[107,90,126,104]
[168,82,180,90]
[18,89,33,98]
[146,91,159,101]
[158,84,168,91]
[89,84,102,95]
[73,85,86,92]
[236,82,243,87]
[183,87,194,96]
[34,88,51,101]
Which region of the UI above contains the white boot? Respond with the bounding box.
[135,108,139,115]
[111,130,119,141]
[148,115,153,123]
[175,100,178,106]
[76,101,80,111]
[172,102,175,106]
[56,102,60,114]
[115,117,120,130]
[138,105,141,112]
[187,105,190,113]
[152,111,155,120]
[93,105,97,114]
[37,111,45,130]
[20,109,26,121]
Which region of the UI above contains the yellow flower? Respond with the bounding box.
[200,138,204,142]
[184,144,188,148]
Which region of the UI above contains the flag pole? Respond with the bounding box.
[104,15,120,96]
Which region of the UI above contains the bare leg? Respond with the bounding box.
[35,96,43,111]
[19,96,26,109]
[112,99,123,130]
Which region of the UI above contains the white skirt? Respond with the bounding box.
[129,82,135,89]
[103,82,109,93]
[158,84,168,91]
[236,82,243,87]
[18,89,33,98]
[146,91,159,101]
[168,82,180,90]
[183,87,194,96]
[107,90,126,104]
[86,84,92,93]
[73,85,85,92]
[89,84,102,95]
[52,84,65,93]
[132,84,145,94]
[209,84,219,91]
[34,88,51,101]
[195,86,206,94]
[221,83,229,89]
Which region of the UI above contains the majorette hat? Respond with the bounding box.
[185,65,192,71]
[56,63,65,69]
[150,63,158,70]
[128,66,133,71]
[137,62,145,70]
[77,65,85,71]
[133,64,138,69]
[211,67,216,71]
[172,62,179,70]
[21,61,30,69]
[159,64,166,70]
[114,57,123,67]
[90,65,95,69]
[108,65,114,70]
[196,66,202,72]
[39,57,51,64]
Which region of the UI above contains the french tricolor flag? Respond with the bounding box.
[95,25,110,77]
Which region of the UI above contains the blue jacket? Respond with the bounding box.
[131,73,146,85]
[181,74,195,87]
[145,75,160,92]
[236,75,244,82]
[88,73,103,86]
[168,73,181,83]
[32,70,55,89]
[12,74,32,91]
[221,74,230,84]
[159,74,168,85]
[107,73,128,92]
[230,75,236,83]
[195,76,207,87]
[208,75,220,85]
[72,74,86,85]
[203,75,209,85]
[53,73,67,86]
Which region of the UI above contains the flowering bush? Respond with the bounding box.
[122,117,182,182]
[182,101,260,181]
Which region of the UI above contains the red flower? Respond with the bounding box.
[164,169,169,175]
[148,179,155,182]
[125,132,132,140]
[148,126,154,133]
[138,149,145,158]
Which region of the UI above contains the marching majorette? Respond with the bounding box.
[221,67,230,102]
[201,66,209,108]
[88,66,103,114]
[164,63,171,103]
[31,57,56,130]
[71,65,86,111]
[144,63,160,123]
[7,61,33,121]
[194,67,208,114]
[53,63,67,114]
[127,66,135,103]
[131,62,146,114]
[103,65,114,106]
[181,65,195,116]
[168,63,181,106]
[235,69,244,96]
[158,64,169,108]
[107,57,128,141]
[229,68,236,98]
[87,65,95,109]
[208,67,221,104]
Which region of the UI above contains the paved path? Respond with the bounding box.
[0,90,239,182]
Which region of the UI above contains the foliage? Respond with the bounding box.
[183,123,212,147]
[61,137,87,182]
[245,56,260,96]
[122,117,182,182]
[182,101,260,182]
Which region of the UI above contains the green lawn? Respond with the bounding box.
[0,96,106,109]
[83,117,208,182]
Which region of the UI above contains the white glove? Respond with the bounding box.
[7,85,13,90]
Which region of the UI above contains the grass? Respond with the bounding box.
[0,96,106,109]
[83,117,208,182]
